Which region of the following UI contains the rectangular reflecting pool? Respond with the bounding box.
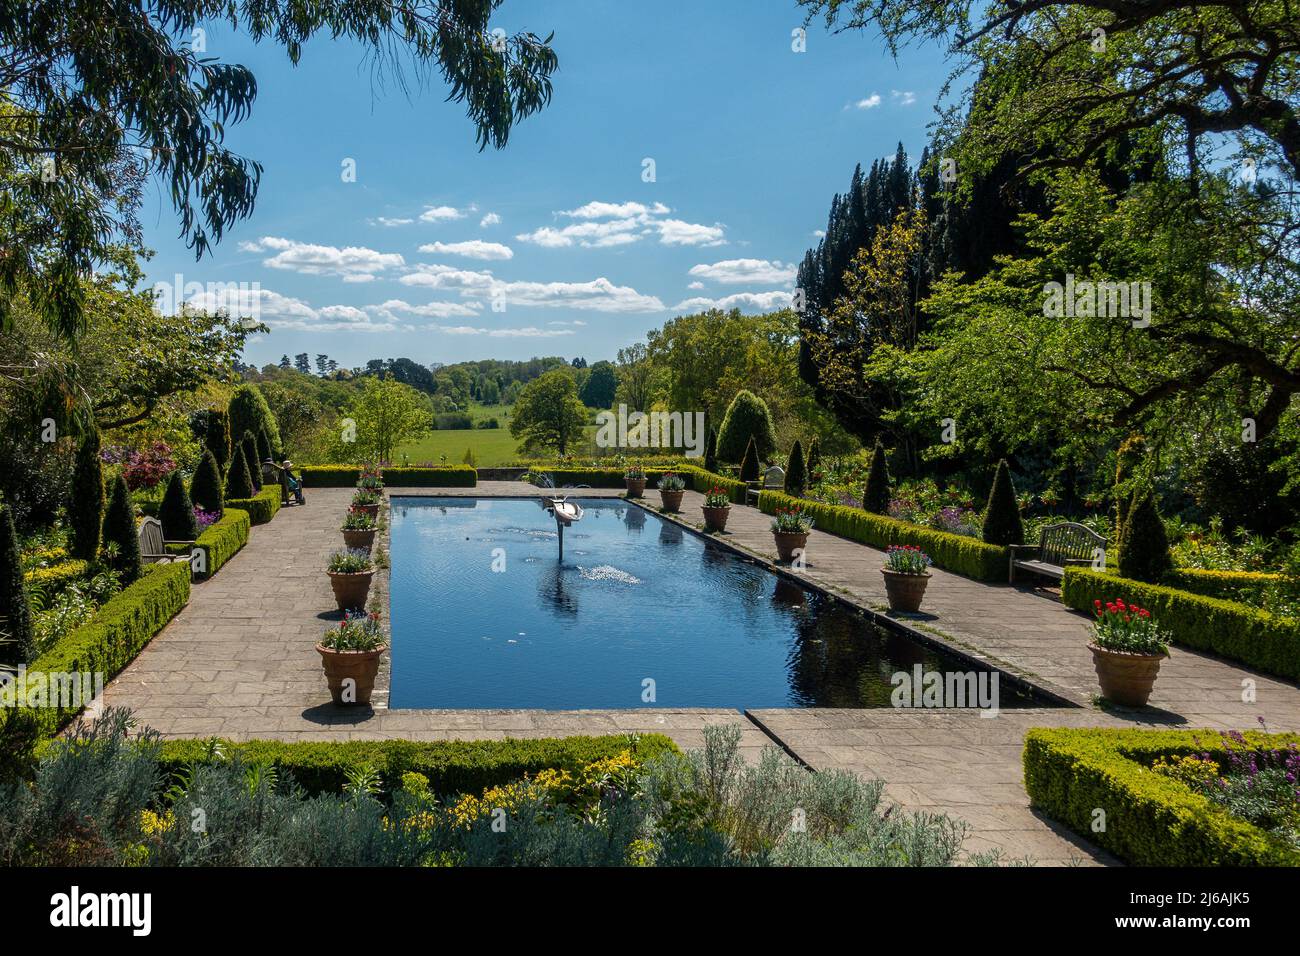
[388,497,1049,710]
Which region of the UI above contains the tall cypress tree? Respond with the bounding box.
[704,426,718,474]
[190,449,224,515]
[240,433,261,491]
[204,407,231,473]
[806,436,821,476]
[256,425,273,465]
[0,506,34,668]
[785,440,807,496]
[1118,488,1173,583]
[68,428,104,561]
[982,459,1025,546]
[225,442,254,500]
[1113,433,1148,552]
[740,436,760,483]
[862,440,891,513]
[102,474,141,584]
[159,470,199,541]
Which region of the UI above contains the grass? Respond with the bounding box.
[397,428,521,466]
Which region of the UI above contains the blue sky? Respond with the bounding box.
[142,1,950,369]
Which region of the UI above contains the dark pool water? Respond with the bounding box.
[387,497,1046,710]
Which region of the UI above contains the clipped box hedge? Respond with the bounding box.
[1024,727,1300,866]
[1164,568,1284,601]
[21,561,191,738]
[1062,567,1300,680]
[520,463,746,502]
[224,486,283,525]
[155,733,679,798]
[681,464,746,504]
[300,465,477,487]
[194,508,251,580]
[758,490,1010,581]
[23,559,91,598]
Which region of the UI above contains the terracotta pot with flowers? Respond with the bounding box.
[770,506,813,562]
[880,545,932,612]
[1088,598,1169,707]
[351,488,381,520]
[341,507,378,550]
[326,548,374,612]
[624,464,647,498]
[356,467,385,494]
[701,485,732,532]
[316,610,387,705]
[658,471,686,512]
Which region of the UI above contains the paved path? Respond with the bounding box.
[96,481,1300,864]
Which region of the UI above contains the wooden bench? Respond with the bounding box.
[746,465,786,506]
[1009,521,1105,583]
[138,516,191,566]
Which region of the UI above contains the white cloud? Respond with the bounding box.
[658,218,726,246]
[688,258,796,285]
[687,281,704,290]
[419,205,469,223]
[559,200,671,219]
[425,324,577,338]
[400,263,664,312]
[372,298,483,319]
[183,285,399,332]
[239,236,404,283]
[515,217,646,249]
[672,290,793,313]
[852,93,882,110]
[517,201,724,248]
[891,89,917,106]
[813,229,826,238]
[479,212,501,227]
[372,217,414,227]
[418,240,514,261]
[548,319,588,327]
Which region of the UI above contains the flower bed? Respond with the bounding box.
[22,559,91,599]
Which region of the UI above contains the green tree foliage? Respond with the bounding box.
[806,436,821,476]
[862,440,891,513]
[67,428,104,561]
[740,437,761,483]
[578,360,618,408]
[982,459,1025,547]
[785,440,807,496]
[1117,488,1174,584]
[158,470,198,541]
[1113,434,1149,547]
[190,449,223,515]
[347,377,432,464]
[256,426,274,465]
[704,426,718,473]
[102,474,141,584]
[225,443,254,501]
[0,505,34,667]
[229,385,281,457]
[239,434,261,491]
[509,370,588,455]
[204,407,231,473]
[717,390,776,463]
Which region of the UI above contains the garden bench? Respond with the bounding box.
[138,516,191,566]
[1008,521,1106,583]
[746,465,786,506]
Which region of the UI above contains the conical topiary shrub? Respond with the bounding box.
[704,426,718,474]
[256,426,273,466]
[228,383,281,457]
[1117,487,1173,583]
[102,473,141,584]
[240,433,261,491]
[785,440,806,496]
[806,436,821,477]
[1113,433,1148,549]
[68,428,104,562]
[225,443,254,501]
[982,458,1024,546]
[159,470,198,541]
[740,436,760,483]
[204,407,231,473]
[0,506,34,667]
[190,449,224,515]
[862,440,891,514]
[716,389,776,463]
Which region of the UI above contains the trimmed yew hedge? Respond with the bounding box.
[519,463,746,503]
[1062,567,1300,680]
[1164,568,1284,601]
[193,509,251,580]
[758,491,1010,581]
[681,464,746,503]
[155,733,679,798]
[21,561,191,738]
[299,465,477,487]
[1023,727,1300,866]
[225,486,283,525]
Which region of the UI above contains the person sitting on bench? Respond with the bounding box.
[282,460,305,504]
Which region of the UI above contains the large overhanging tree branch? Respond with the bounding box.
[0,0,558,338]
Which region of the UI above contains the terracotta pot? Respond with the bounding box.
[625,477,646,498]
[659,489,685,512]
[881,569,930,613]
[773,530,809,563]
[327,570,373,612]
[342,527,376,551]
[702,505,730,532]
[315,643,386,705]
[353,502,380,520]
[1089,643,1164,707]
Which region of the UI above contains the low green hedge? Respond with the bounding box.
[154,733,679,798]
[23,559,91,598]
[519,463,745,502]
[18,561,191,738]
[1062,567,1300,680]
[300,465,477,487]
[194,509,251,580]
[1023,727,1300,866]
[681,464,746,504]
[1165,568,1284,601]
[758,491,1009,581]
[224,486,283,525]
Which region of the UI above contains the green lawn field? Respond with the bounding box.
[396,428,522,466]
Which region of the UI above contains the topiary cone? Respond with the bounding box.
[982,458,1024,546]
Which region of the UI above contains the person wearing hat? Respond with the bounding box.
[261,457,279,488]
[282,459,305,505]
